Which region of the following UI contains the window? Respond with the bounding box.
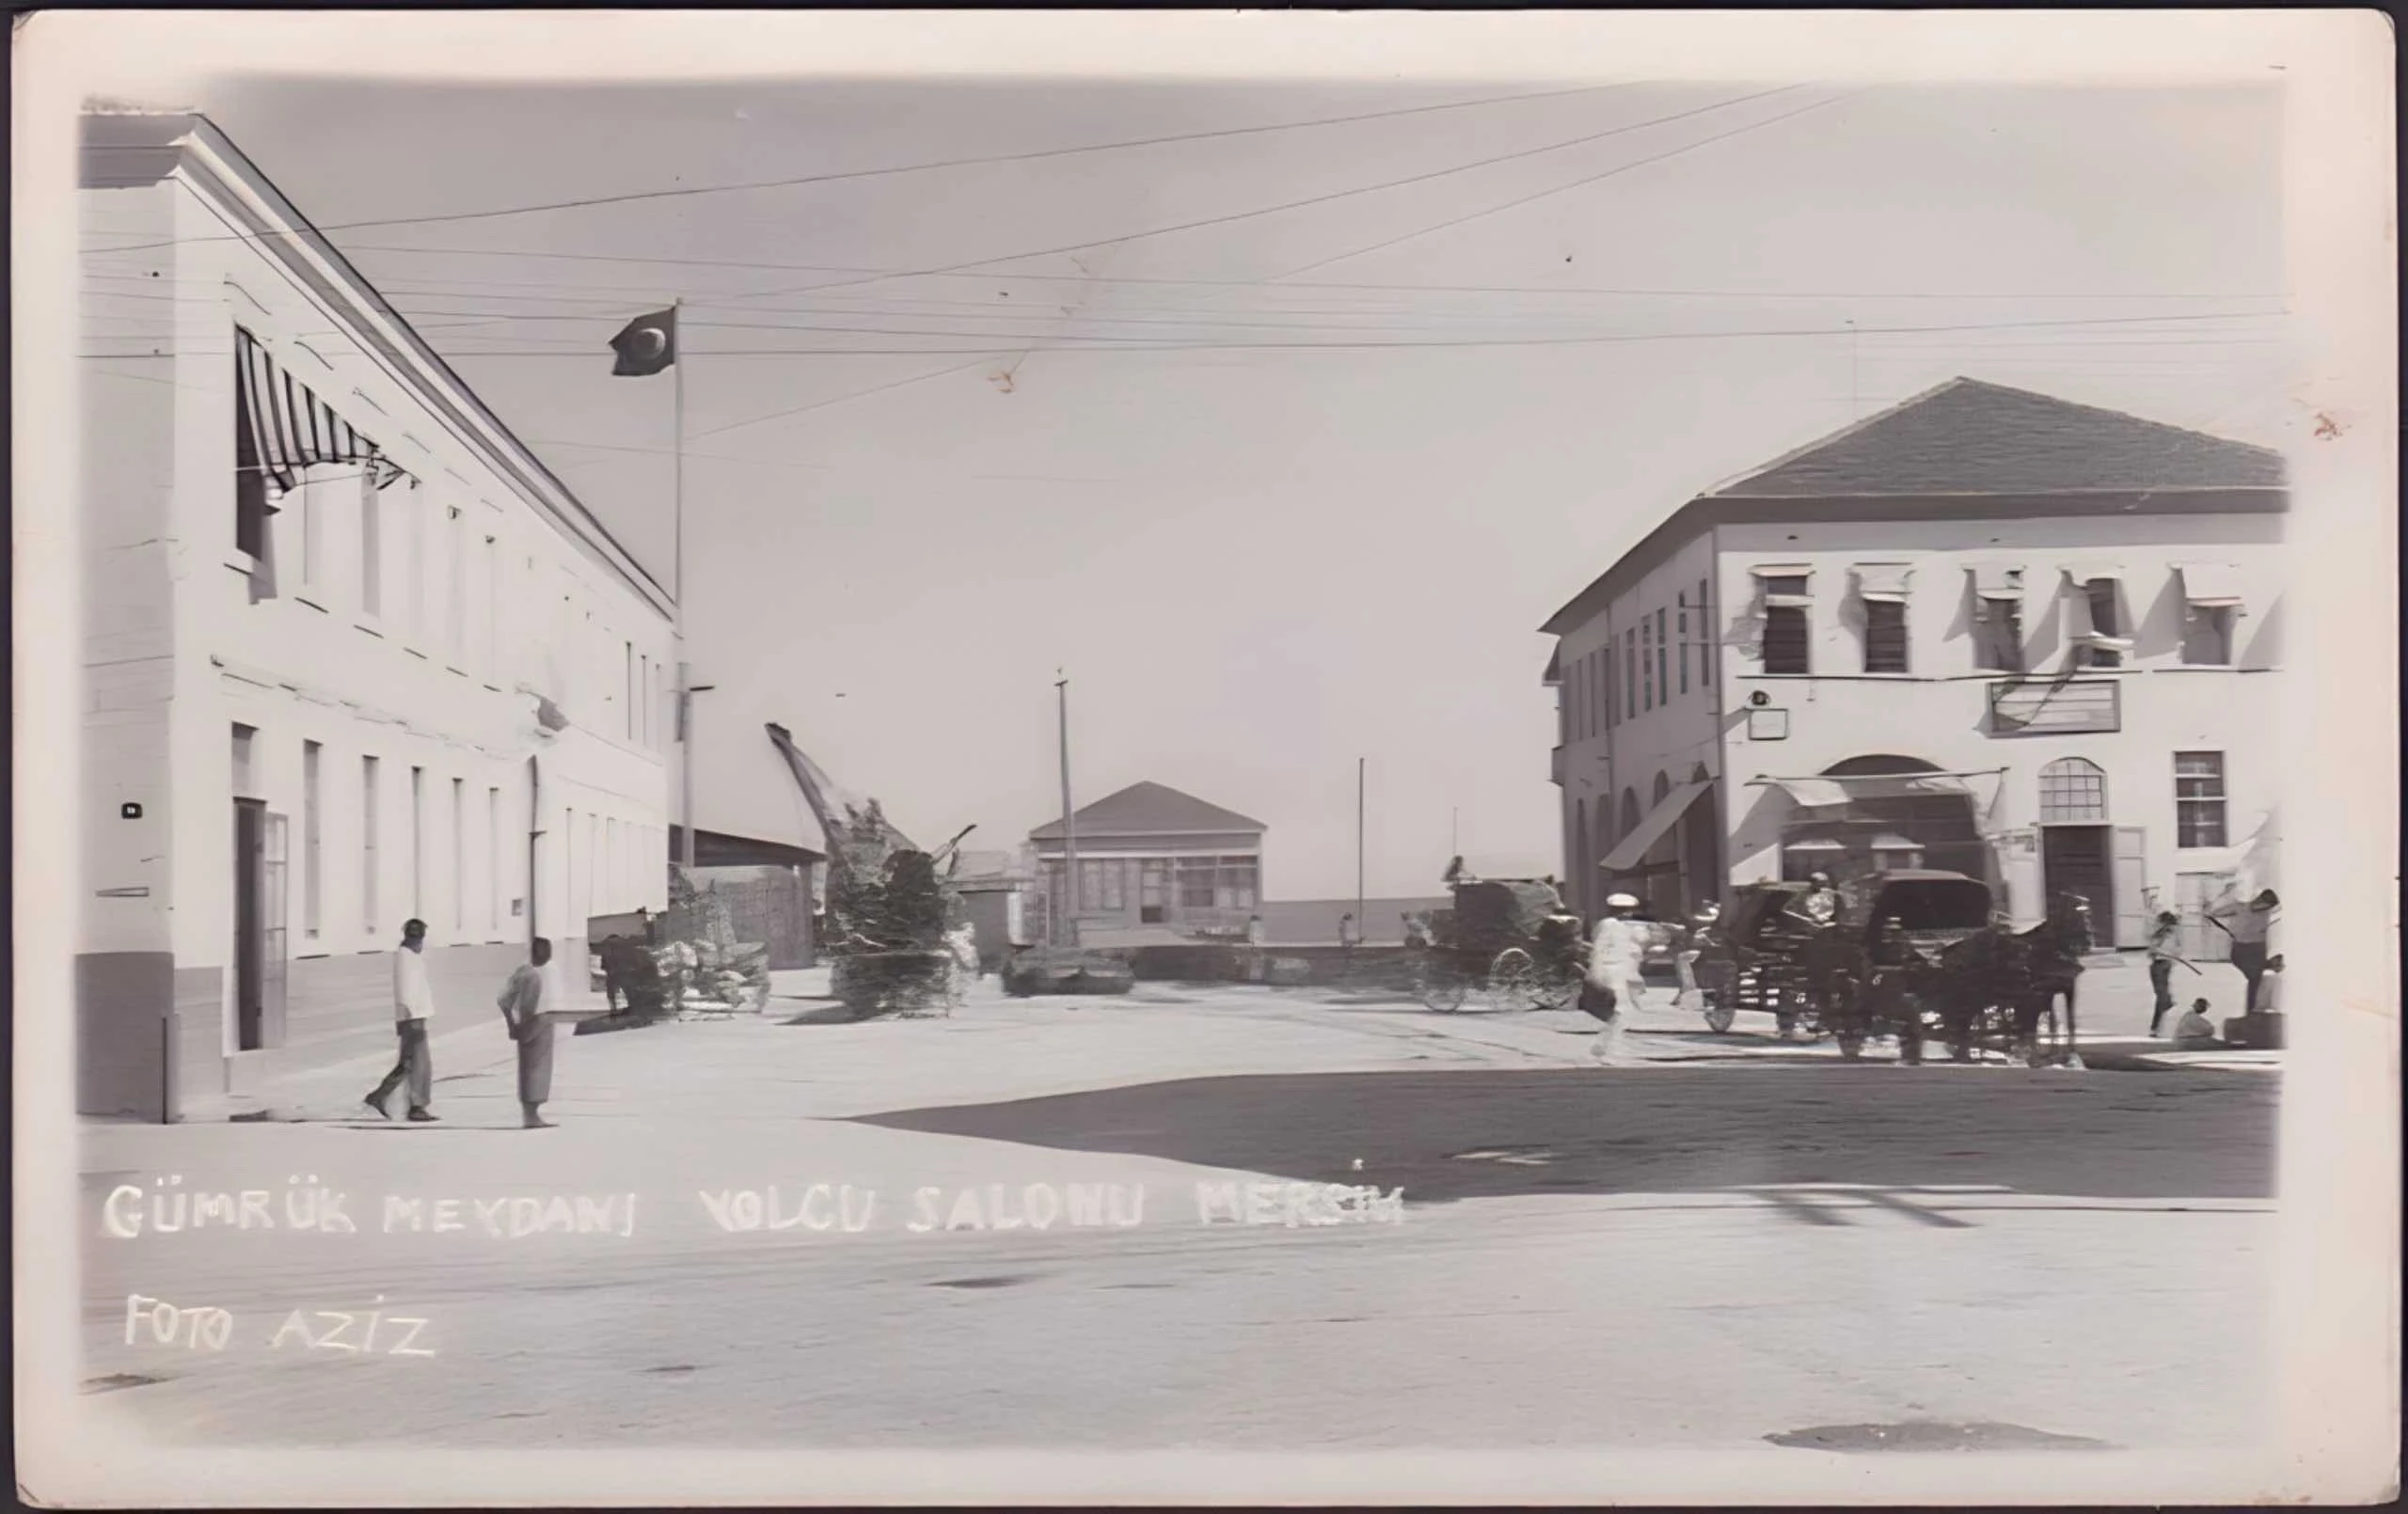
[1624,630,1638,719]
[1593,651,1608,733]
[1641,619,1655,710]
[482,533,499,676]
[1758,575,1812,675]
[2178,564,2243,666]
[406,481,428,640]
[1215,856,1260,910]
[360,474,383,615]
[1676,594,1690,695]
[1862,601,1909,673]
[1177,858,1218,910]
[2037,757,2109,824]
[361,757,381,934]
[2175,752,2227,848]
[1139,860,1170,923]
[1972,567,2025,673]
[1697,577,1712,687]
[625,642,637,739]
[2069,574,2126,669]
[488,787,503,933]
[233,345,272,560]
[1604,650,1617,730]
[1569,657,1583,740]
[301,741,323,938]
[446,506,467,660]
[1079,860,1127,913]
[1656,607,1669,703]
[451,778,466,931]
[409,765,425,914]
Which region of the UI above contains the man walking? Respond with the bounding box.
[498,938,557,1129]
[366,920,437,1122]
[1588,892,1648,1065]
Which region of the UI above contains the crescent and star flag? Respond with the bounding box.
[609,308,677,377]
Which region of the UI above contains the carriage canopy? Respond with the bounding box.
[1448,879,1565,954]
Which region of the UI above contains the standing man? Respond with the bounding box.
[366,920,437,1123]
[498,938,556,1130]
[1338,913,1360,980]
[2145,905,2191,1036]
[2209,889,2280,1012]
[1243,914,1268,983]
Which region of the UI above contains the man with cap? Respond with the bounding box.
[1587,892,1648,1064]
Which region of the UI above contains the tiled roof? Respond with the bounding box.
[1709,378,2286,497]
[1029,781,1266,841]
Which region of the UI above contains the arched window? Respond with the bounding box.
[1691,763,1712,786]
[2037,757,2109,824]
[1653,771,1672,806]
[1620,789,1641,838]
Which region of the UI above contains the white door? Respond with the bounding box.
[2111,827,2147,948]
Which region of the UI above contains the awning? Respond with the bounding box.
[236,327,408,496]
[1971,563,2023,598]
[2065,562,2124,586]
[1853,562,1912,602]
[1598,779,1711,873]
[1750,563,1813,579]
[1869,832,1923,852]
[1758,771,1980,810]
[2177,562,2243,608]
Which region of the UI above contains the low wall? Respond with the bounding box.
[1120,942,1420,988]
[1258,897,1451,945]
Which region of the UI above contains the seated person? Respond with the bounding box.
[2171,997,2222,1049]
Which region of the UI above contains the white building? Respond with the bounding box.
[77,113,675,1119]
[1544,378,2283,954]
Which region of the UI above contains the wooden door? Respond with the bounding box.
[261,812,290,1049]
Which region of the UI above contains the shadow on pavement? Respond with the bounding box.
[852,1066,2276,1206]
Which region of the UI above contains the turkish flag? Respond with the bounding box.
[609,308,677,377]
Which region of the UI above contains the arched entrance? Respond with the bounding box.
[2036,756,2115,928]
[1778,754,1984,887]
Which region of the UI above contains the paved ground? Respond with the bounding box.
[69,970,2280,1457]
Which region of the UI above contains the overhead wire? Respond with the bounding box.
[86,80,1648,254]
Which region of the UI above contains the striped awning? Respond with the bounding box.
[236,328,406,495]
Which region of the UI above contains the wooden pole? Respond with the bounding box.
[1355,758,1366,929]
[1057,672,1078,947]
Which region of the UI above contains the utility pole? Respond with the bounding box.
[1056,671,1078,948]
[1355,758,1366,929]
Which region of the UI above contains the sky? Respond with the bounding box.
[90,63,2290,897]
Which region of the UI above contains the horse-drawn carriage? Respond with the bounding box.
[1412,878,1588,1014]
[1690,871,2091,1065]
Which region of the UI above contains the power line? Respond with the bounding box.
[87,82,1646,254]
[196,244,2286,308]
[722,87,1810,305]
[1272,92,1848,280]
[88,308,2277,361]
[693,357,1000,443]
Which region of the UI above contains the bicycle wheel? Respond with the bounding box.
[1417,959,1468,1014]
[1486,948,1540,1012]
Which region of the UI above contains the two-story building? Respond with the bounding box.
[78,112,675,1119]
[1544,378,2283,952]
[1029,782,1265,939]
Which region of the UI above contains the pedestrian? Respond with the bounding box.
[498,938,557,1129]
[1588,892,1648,1064]
[2146,909,2192,1036]
[2171,996,2222,1049]
[1337,912,1360,981]
[366,919,438,1123]
[2209,889,2279,1011]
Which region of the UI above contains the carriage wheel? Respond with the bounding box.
[1526,966,1576,1013]
[1894,994,1925,1065]
[1486,948,1541,1013]
[1416,961,1468,1015]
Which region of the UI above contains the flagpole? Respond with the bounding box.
[673,297,697,875]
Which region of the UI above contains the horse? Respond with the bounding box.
[2009,891,2094,1065]
[1927,891,2092,1065]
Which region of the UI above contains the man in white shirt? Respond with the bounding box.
[366,919,438,1122]
[1588,893,1648,1065]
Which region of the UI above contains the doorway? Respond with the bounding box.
[2040,825,2113,924]
[232,800,289,1051]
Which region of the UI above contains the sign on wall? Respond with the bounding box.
[1988,678,2120,735]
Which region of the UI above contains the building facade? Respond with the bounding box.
[78,114,675,1119]
[1029,782,1265,938]
[1545,379,2283,951]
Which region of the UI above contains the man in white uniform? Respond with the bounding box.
[1588,892,1648,1065]
[366,919,438,1122]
